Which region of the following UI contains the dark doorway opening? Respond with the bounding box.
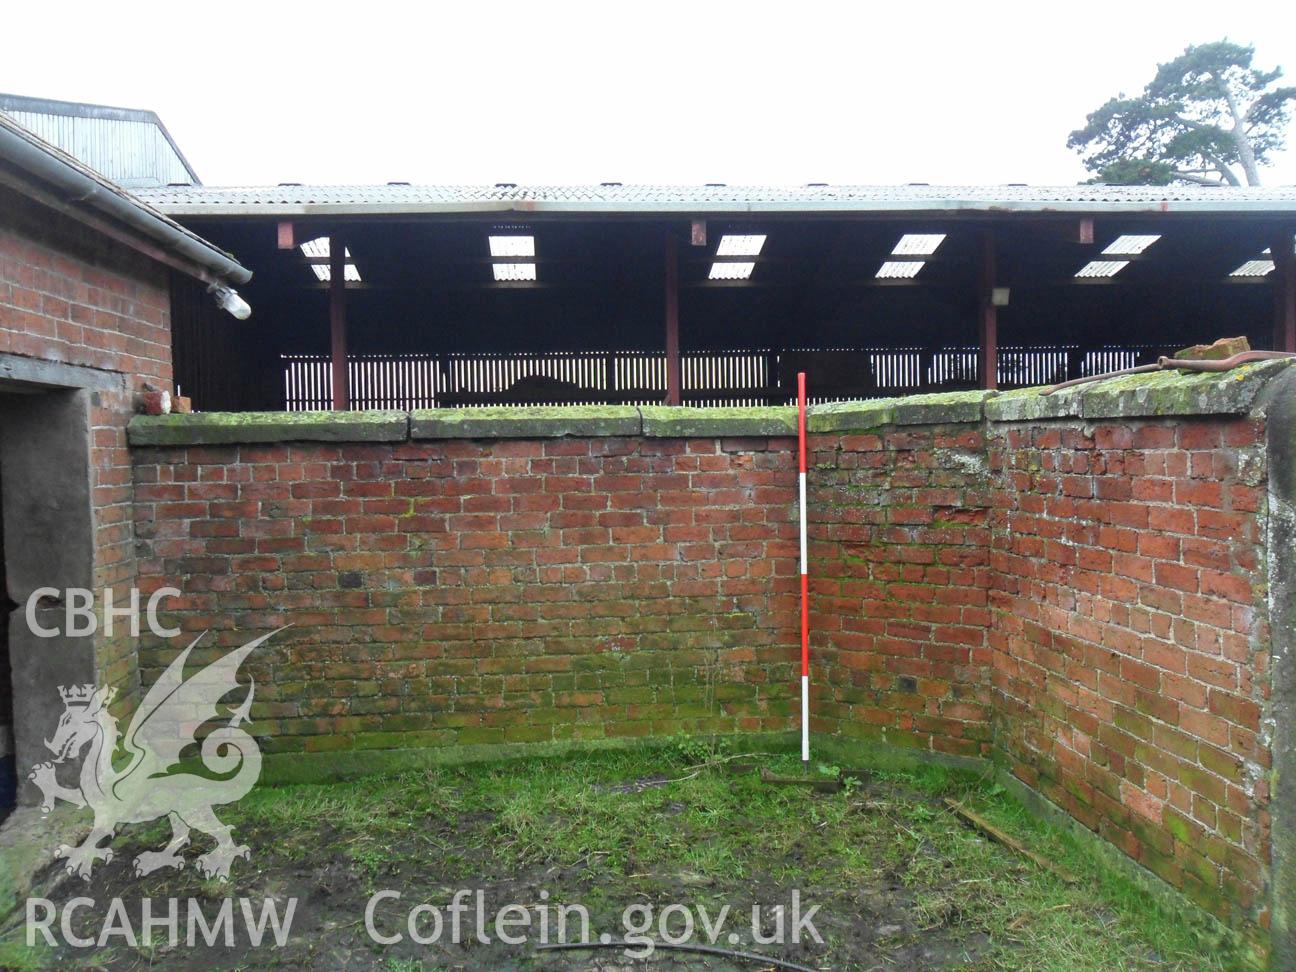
[0,379,97,808]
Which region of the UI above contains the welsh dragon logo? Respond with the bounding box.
[28,631,276,881]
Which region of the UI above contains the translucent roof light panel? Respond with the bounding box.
[1075,260,1130,278]
[716,234,767,256]
[1230,260,1275,278]
[709,261,756,280]
[488,235,536,258]
[1102,234,1162,256]
[311,264,362,283]
[876,260,924,279]
[301,238,360,281]
[300,237,334,259]
[492,263,538,281]
[891,234,946,256]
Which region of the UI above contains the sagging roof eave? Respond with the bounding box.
[148,198,1296,219]
[0,113,246,284]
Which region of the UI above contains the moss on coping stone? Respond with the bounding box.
[891,389,995,425]
[808,390,991,432]
[983,360,1296,423]
[807,399,896,433]
[124,362,1296,448]
[1078,357,1293,418]
[411,405,641,439]
[985,385,1086,422]
[639,405,797,437]
[128,410,408,446]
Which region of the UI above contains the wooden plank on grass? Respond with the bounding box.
[944,798,1079,884]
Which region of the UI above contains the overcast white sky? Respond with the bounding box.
[4,1,1296,188]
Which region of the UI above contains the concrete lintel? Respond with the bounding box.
[807,391,991,432]
[0,352,127,394]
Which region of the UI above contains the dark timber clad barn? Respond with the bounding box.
[134,182,1296,412]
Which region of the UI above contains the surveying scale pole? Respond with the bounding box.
[798,372,810,763]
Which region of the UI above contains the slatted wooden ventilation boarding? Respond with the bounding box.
[281,346,1171,411]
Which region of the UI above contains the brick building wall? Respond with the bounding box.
[128,365,1294,937]
[131,435,803,753]
[989,415,1272,926]
[811,424,994,759]
[1,184,173,707]
[129,423,1002,759]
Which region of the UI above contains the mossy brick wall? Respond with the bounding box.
[129,419,1000,758]
[809,425,994,758]
[130,435,807,752]
[2,184,173,711]
[989,415,1272,927]
[127,361,1296,944]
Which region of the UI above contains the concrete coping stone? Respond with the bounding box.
[127,360,1295,446]
[639,405,798,437]
[986,357,1294,422]
[127,410,409,446]
[808,390,995,431]
[411,405,641,439]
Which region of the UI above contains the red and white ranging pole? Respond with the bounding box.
[797,372,810,763]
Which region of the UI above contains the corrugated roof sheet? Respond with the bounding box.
[133,182,1296,217]
[0,93,201,187]
[0,112,247,282]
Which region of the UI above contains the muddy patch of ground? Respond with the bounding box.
[0,747,1242,970]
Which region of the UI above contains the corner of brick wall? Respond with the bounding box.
[2,185,172,717]
[126,362,1295,939]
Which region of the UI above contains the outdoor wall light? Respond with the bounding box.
[209,283,252,320]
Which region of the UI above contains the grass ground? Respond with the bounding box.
[0,740,1248,970]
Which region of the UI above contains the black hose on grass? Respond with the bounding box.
[535,939,821,971]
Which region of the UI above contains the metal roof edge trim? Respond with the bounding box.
[142,197,1296,219]
[141,193,1296,220]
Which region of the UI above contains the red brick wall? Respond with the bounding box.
[989,416,1270,926]
[132,436,805,753]
[1,186,172,701]
[127,401,1277,933]
[811,426,994,758]
[131,426,1006,758]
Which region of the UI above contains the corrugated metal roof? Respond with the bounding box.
[0,111,248,283]
[0,93,200,187]
[132,182,1296,217]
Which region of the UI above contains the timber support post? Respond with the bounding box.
[329,233,349,411]
[1274,231,1296,354]
[979,229,998,391]
[665,234,682,406]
